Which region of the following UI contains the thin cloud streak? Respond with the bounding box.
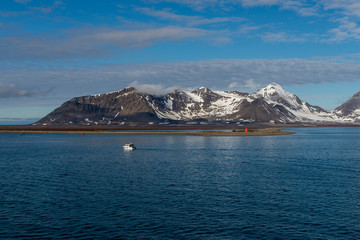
[0,26,216,60]
[261,32,309,42]
[151,0,319,16]
[13,0,32,4]
[136,7,245,26]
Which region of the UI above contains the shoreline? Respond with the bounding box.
[0,128,294,136]
[1,123,359,136]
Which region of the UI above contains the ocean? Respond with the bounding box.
[1,128,360,239]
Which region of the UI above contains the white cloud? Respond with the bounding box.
[130,81,177,96]
[322,0,360,18]
[244,79,262,90]
[136,7,245,26]
[228,79,261,90]
[232,0,320,18]
[29,7,54,14]
[228,81,239,89]
[147,0,360,43]
[2,58,360,113]
[326,17,360,42]
[238,24,261,34]
[151,0,319,16]
[146,0,220,11]
[13,0,31,4]
[95,59,360,90]
[0,10,33,17]
[0,26,211,60]
[261,31,308,42]
[3,58,360,100]
[4,0,360,60]
[0,82,45,98]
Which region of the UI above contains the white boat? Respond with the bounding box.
[123,143,136,151]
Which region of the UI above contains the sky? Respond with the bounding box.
[2,0,360,124]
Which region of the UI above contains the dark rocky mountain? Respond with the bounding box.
[34,83,357,126]
[37,87,160,125]
[335,90,360,122]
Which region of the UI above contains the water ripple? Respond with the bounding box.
[1,129,360,239]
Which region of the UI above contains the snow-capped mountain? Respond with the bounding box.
[335,90,360,122]
[34,83,359,126]
[253,83,335,122]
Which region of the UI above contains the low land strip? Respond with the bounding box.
[2,122,359,136]
[0,127,294,136]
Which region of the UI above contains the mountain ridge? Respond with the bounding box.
[335,91,360,122]
[34,83,360,126]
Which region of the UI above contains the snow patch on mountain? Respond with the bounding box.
[34,83,360,126]
[185,91,203,102]
[254,83,302,110]
[253,83,336,122]
[164,98,173,110]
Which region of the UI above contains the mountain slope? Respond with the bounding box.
[253,83,334,122]
[34,83,357,126]
[38,87,160,125]
[335,90,360,122]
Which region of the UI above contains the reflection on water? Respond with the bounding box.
[1,128,360,239]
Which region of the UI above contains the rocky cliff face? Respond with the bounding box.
[335,91,360,122]
[34,83,359,126]
[37,87,159,125]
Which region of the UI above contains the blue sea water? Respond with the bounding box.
[1,128,360,239]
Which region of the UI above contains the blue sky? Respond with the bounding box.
[2,0,360,124]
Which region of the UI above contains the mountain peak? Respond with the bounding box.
[335,90,360,117]
[268,82,282,87]
[168,88,187,95]
[125,86,136,91]
[263,82,284,92]
[254,82,309,112]
[255,82,287,98]
[191,87,218,96]
[194,86,211,93]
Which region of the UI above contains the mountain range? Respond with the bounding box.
[34,83,360,126]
